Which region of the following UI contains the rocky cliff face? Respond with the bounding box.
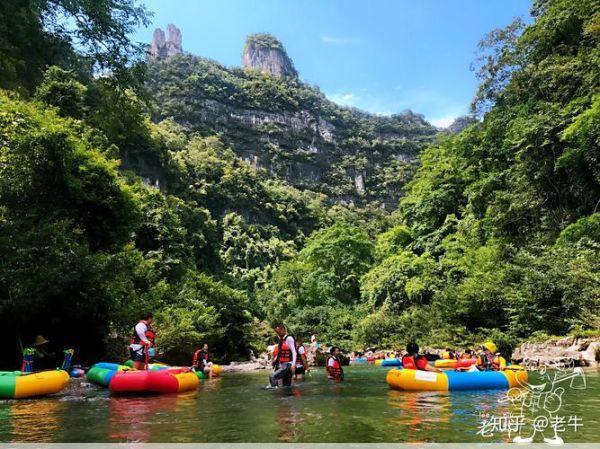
[146,31,437,206]
[242,33,297,78]
[149,24,183,60]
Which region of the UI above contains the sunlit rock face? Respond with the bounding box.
[149,24,183,60]
[241,33,297,78]
[145,31,438,206]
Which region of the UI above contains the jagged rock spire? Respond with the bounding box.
[149,24,183,61]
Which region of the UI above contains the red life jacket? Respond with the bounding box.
[275,335,293,364]
[327,356,344,379]
[401,354,428,370]
[131,320,155,346]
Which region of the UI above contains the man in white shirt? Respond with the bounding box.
[129,312,154,370]
[268,324,296,388]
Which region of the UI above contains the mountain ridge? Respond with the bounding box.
[145,31,438,207]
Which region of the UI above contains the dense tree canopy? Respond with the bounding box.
[0,0,598,369]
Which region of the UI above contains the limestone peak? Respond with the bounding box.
[242,33,297,78]
[149,24,183,60]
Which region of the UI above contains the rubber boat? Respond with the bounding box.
[350,357,367,364]
[434,358,477,369]
[86,362,132,388]
[123,359,169,370]
[122,359,222,379]
[381,358,402,367]
[386,368,528,391]
[195,364,223,379]
[109,367,198,395]
[0,370,69,399]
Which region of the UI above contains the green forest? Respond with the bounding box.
[0,0,598,367]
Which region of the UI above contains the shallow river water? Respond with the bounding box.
[0,366,598,443]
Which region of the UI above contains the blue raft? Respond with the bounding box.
[381,358,402,367]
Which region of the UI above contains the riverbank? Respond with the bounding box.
[513,336,600,367]
[219,336,600,372]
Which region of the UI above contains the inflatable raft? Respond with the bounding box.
[109,367,198,395]
[123,359,169,370]
[434,358,477,369]
[194,364,222,379]
[0,370,69,399]
[350,357,367,364]
[86,362,132,388]
[381,358,402,367]
[387,368,528,391]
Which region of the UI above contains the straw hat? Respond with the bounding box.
[33,335,49,346]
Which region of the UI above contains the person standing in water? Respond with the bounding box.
[269,324,296,388]
[326,347,344,382]
[294,335,309,380]
[129,312,155,370]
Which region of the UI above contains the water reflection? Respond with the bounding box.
[387,390,452,442]
[275,399,304,442]
[107,393,195,442]
[7,398,66,442]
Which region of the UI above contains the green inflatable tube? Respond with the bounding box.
[0,371,19,398]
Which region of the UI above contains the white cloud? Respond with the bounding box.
[327,88,466,128]
[320,35,360,45]
[429,115,457,128]
[326,92,359,107]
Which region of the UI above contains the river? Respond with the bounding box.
[0,366,598,443]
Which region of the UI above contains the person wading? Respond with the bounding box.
[129,312,155,370]
[326,347,344,382]
[294,335,309,380]
[268,324,296,388]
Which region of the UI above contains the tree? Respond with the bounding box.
[0,0,150,91]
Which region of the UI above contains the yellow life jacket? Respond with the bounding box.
[492,355,506,370]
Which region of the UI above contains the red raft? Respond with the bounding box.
[109,367,198,395]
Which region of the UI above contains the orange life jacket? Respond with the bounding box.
[401,354,428,370]
[275,335,293,364]
[131,320,155,346]
[327,356,344,379]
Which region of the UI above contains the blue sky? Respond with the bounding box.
[133,0,531,127]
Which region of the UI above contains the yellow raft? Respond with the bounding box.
[387,368,528,391]
[0,370,69,399]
